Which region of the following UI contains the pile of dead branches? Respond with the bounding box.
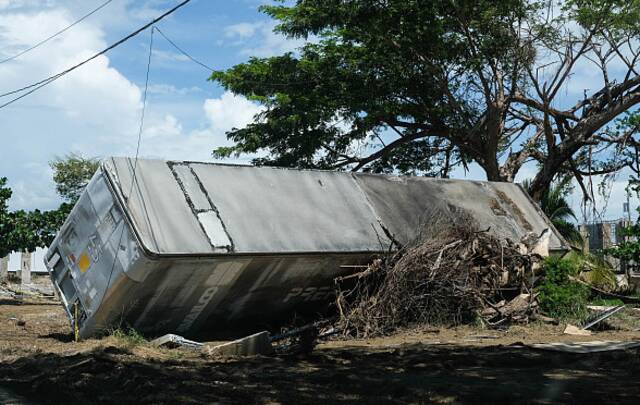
[335,220,545,338]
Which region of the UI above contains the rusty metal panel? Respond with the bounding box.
[353,174,567,252]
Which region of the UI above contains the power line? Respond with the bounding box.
[154,26,321,87]
[95,27,155,315]
[0,0,192,110]
[154,26,214,71]
[0,0,114,65]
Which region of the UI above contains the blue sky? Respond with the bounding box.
[0,0,637,221]
[0,0,302,211]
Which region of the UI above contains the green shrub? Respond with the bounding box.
[536,256,590,320]
[563,251,617,291]
[589,297,624,306]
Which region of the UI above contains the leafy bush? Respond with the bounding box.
[563,251,617,291]
[589,298,624,306]
[536,256,590,320]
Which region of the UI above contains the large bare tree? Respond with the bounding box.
[212,0,640,200]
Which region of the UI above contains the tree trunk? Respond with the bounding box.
[528,152,568,201]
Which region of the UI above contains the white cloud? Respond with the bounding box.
[225,22,261,39]
[0,2,238,209]
[0,3,265,211]
[0,0,31,11]
[135,92,264,162]
[224,20,306,57]
[203,91,264,132]
[0,6,144,209]
[146,83,202,95]
[151,48,190,63]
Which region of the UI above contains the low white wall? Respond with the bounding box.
[7,248,48,273]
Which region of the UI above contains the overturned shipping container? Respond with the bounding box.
[44,157,567,338]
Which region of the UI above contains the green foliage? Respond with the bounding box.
[210,0,640,199]
[0,202,69,257]
[607,205,640,262]
[50,154,100,204]
[523,179,583,245]
[589,297,624,306]
[536,257,590,320]
[211,0,539,174]
[565,0,640,33]
[0,178,13,258]
[564,250,617,290]
[0,154,97,256]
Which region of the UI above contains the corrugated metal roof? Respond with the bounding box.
[103,157,567,255]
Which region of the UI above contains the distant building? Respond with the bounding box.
[580,219,639,289]
[582,220,631,253]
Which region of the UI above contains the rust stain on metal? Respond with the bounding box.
[495,190,533,231]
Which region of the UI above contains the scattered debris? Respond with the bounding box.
[334,217,545,338]
[1,280,57,303]
[563,324,592,336]
[530,314,559,324]
[587,305,616,312]
[204,331,273,357]
[150,334,204,350]
[580,305,626,330]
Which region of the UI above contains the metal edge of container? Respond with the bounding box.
[43,252,74,323]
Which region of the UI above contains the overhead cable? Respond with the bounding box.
[154,26,214,71]
[96,26,155,313]
[154,25,320,87]
[0,0,114,65]
[0,0,192,110]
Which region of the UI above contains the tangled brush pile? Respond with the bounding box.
[335,219,544,338]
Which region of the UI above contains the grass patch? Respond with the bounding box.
[589,298,625,306]
[109,327,146,346]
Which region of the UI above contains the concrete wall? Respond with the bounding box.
[7,248,48,273]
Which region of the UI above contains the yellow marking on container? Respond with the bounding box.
[77,252,91,273]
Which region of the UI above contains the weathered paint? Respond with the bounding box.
[44,157,569,339]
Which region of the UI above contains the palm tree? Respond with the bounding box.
[522,179,583,245]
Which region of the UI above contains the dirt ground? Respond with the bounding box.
[1,279,640,404]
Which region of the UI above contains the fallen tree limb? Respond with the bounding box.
[570,276,640,304]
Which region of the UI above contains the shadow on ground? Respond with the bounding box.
[38,332,74,342]
[1,343,639,404]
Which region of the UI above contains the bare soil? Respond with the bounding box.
[1,282,640,404]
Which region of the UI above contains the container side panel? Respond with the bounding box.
[107,158,214,254]
[86,173,115,222]
[115,254,369,339]
[190,164,389,253]
[354,175,445,244]
[354,174,566,249]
